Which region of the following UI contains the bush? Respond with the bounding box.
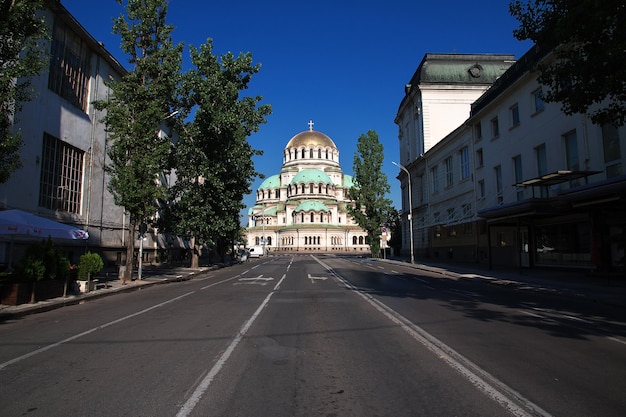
[77,252,104,281]
[16,238,70,282]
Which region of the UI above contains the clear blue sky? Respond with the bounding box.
[61,0,533,220]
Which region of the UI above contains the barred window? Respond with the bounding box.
[460,147,470,180]
[445,156,453,187]
[48,21,91,111]
[39,133,84,213]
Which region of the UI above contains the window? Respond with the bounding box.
[476,148,483,168]
[510,103,520,127]
[310,213,314,222]
[460,147,470,180]
[535,144,547,176]
[462,203,472,218]
[478,180,485,199]
[48,21,91,111]
[309,149,313,158]
[534,143,548,198]
[318,149,322,158]
[445,156,453,187]
[39,133,85,213]
[602,123,622,177]
[533,88,544,113]
[494,165,503,204]
[301,149,305,158]
[431,165,439,193]
[513,155,523,201]
[564,130,580,170]
[474,122,482,141]
[491,117,499,138]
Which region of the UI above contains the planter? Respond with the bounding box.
[1,282,32,306]
[0,280,65,305]
[77,280,95,293]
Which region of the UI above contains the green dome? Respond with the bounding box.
[259,174,280,190]
[291,169,333,185]
[294,200,330,213]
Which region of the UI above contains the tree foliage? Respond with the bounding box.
[0,0,48,183]
[158,40,271,266]
[510,0,626,126]
[94,0,183,281]
[347,130,393,258]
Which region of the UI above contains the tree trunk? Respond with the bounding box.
[29,280,37,304]
[123,221,136,283]
[190,236,199,269]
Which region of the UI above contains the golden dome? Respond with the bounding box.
[286,130,337,149]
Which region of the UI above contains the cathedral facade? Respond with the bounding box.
[246,124,370,253]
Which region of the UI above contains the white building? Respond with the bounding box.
[0,2,182,268]
[247,124,369,253]
[395,45,626,272]
[395,53,515,165]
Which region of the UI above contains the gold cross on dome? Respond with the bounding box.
[308,120,314,131]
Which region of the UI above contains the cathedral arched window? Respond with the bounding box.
[310,212,314,222]
[301,149,305,158]
[318,149,321,158]
[352,236,357,245]
[304,236,308,245]
[267,237,272,245]
[276,189,280,198]
[359,236,364,245]
[301,213,304,223]
[301,184,305,193]
[318,184,322,193]
[294,150,297,159]
[309,149,313,158]
[326,149,329,159]
[309,184,313,193]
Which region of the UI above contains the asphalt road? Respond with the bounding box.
[1,254,625,416]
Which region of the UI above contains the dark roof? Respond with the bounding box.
[407,53,515,88]
[470,45,550,116]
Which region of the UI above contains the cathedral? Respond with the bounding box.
[247,122,370,253]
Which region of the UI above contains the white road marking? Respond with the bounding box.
[0,291,196,371]
[176,274,287,417]
[308,273,328,283]
[313,256,552,417]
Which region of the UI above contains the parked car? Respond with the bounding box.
[236,249,249,262]
[248,246,265,258]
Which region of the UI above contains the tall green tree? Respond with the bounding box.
[95,0,183,282]
[158,39,271,267]
[347,130,393,258]
[0,0,48,183]
[510,0,626,126]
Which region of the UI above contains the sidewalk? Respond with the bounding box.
[380,257,626,309]
[0,263,221,320]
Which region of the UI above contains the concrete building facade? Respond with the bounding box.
[395,46,626,273]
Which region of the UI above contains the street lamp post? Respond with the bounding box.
[393,161,414,264]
